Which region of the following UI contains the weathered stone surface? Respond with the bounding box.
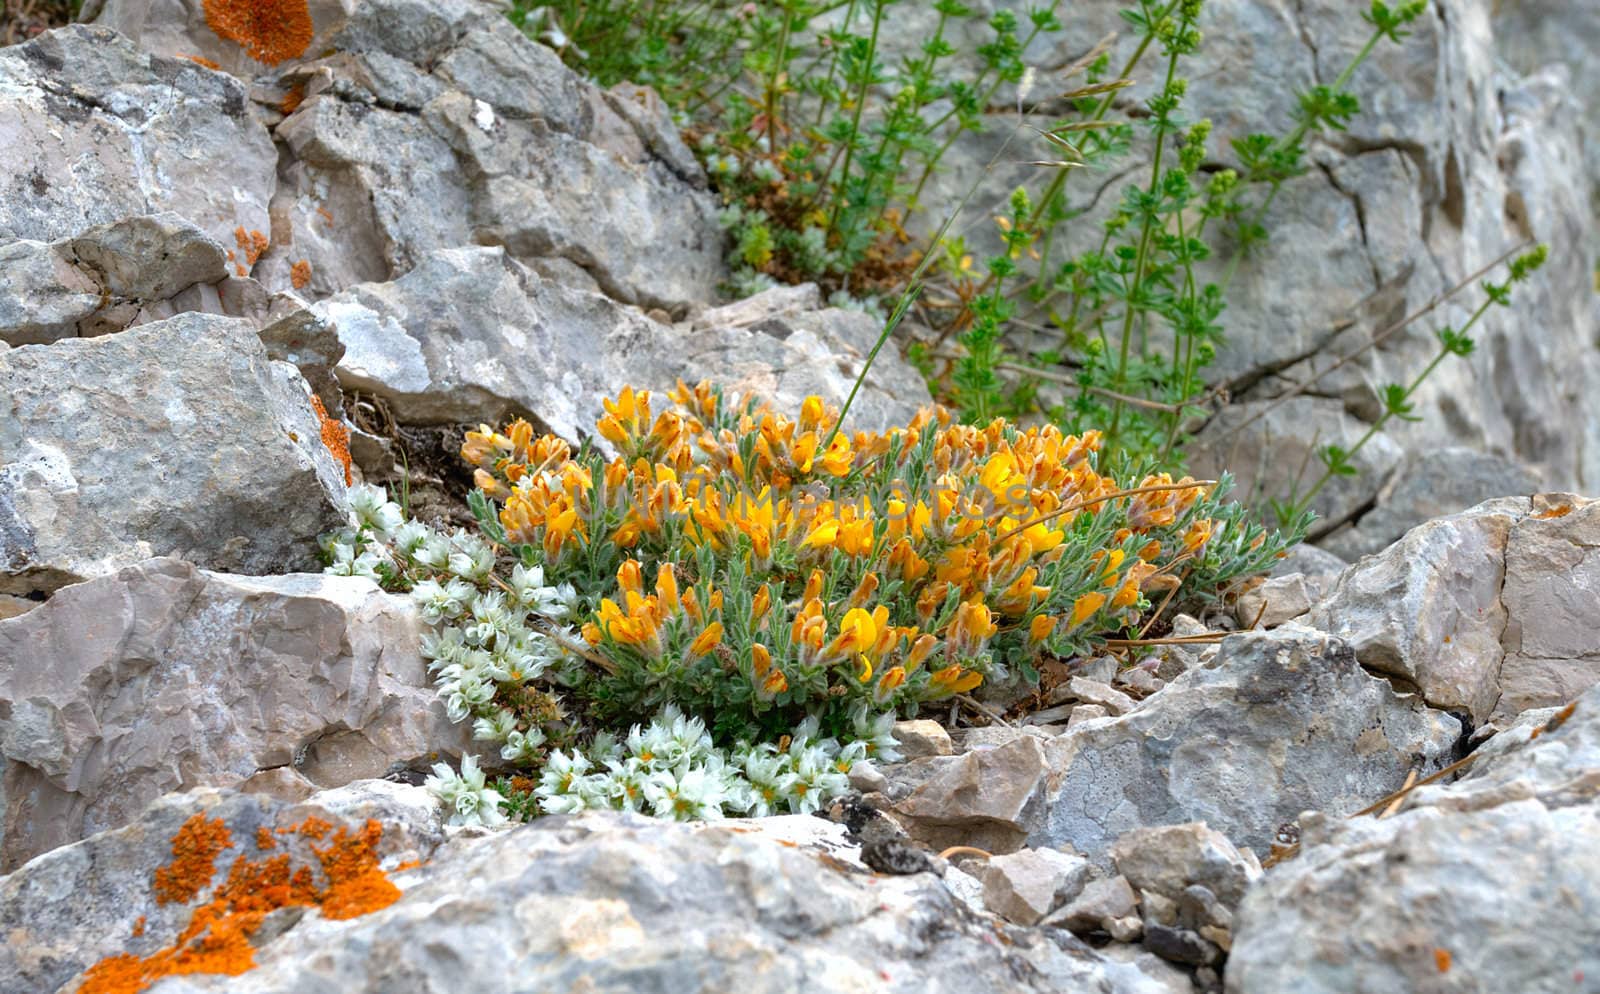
[969,847,1090,925]
[0,26,275,252]
[2,790,1176,994]
[0,557,468,870]
[0,313,348,594]
[1307,498,1525,722]
[1030,626,1461,860]
[0,782,435,994]
[0,240,102,346]
[1497,494,1600,718]
[891,719,953,760]
[1233,572,1321,629]
[867,732,1048,854]
[65,210,229,301]
[260,1,722,311]
[1045,873,1141,936]
[1320,447,1540,561]
[1227,680,1600,994]
[321,249,931,439]
[1309,494,1600,723]
[1111,823,1260,919]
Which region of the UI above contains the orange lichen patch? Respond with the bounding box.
[131,917,146,938]
[1434,948,1452,973]
[256,827,277,851]
[152,814,234,906]
[235,264,248,277]
[294,815,333,841]
[316,206,334,226]
[290,259,313,290]
[202,0,314,67]
[1535,504,1573,519]
[309,395,353,486]
[80,815,402,994]
[234,227,270,267]
[180,54,222,70]
[281,82,306,115]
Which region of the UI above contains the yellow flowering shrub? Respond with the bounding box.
[459,381,1286,742]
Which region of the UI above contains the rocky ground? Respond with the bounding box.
[2,1,1598,992]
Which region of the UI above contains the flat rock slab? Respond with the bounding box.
[0,312,348,594]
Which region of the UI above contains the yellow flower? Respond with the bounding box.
[1029,614,1057,643]
[904,633,939,673]
[687,621,724,658]
[1070,591,1107,628]
[856,654,874,683]
[802,518,839,548]
[826,607,878,660]
[818,434,853,476]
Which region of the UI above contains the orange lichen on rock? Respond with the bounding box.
[202,0,314,67]
[234,226,270,267]
[180,54,222,70]
[291,259,313,289]
[80,814,402,994]
[152,814,234,906]
[1434,948,1452,973]
[281,82,306,115]
[256,827,277,850]
[309,395,353,486]
[131,917,146,938]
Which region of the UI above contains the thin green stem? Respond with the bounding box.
[825,0,887,239]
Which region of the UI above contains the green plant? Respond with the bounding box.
[326,383,1300,823]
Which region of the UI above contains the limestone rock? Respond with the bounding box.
[1309,494,1600,723]
[1227,680,1600,994]
[2,794,1177,994]
[867,731,1048,854]
[968,847,1091,926]
[320,249,931,439]
[1030,627,1461,861]
[1497,494,1600,718]
[0,313,348,594]
[1320,447,1540,561]
[891,719,953,760]
[0,557,469,870]
[0,26,275,253]
[1110,822,1260,944]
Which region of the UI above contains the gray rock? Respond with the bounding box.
[1497,494,1600,718]
[1233,572,1322,629]
[0,557,469,870]
[1068,705,1109,727]
[1030,626,1461,860]
[1110,823,1260,944]
[1308,498,1525,723]
[320,249,931,438]
[0,26,275,253]
[1309,494,1600,724]
[65,210,229,301]
[1064,676,1138,716]
[1227,679,1600,994]
[1321,447,1540,561]
[867,731,1048,854]
[0,781,437,994]
[0,313,349,594]
[970,847,1091,925]
[6,794,1177,994]
[0,240,102,346]
[266,4,722,311]
[1044,873,1141,935]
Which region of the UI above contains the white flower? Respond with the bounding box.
[738,744,800,818]
[412,578,474,624]
[413,534,452,570]
[534,749,594,812]
[850,707,903,763]
[425,755,507,828]
[390,520,432,556]
[473,708,519,743]
[644,765,726,821]
[501,727,547,764]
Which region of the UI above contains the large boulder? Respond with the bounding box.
[321,249,932,438]
[0,785,1176,994]
[0,557,468,870]
[1227,681,1600,993]
[1308,493,1600,724]
[0,313,348,595]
